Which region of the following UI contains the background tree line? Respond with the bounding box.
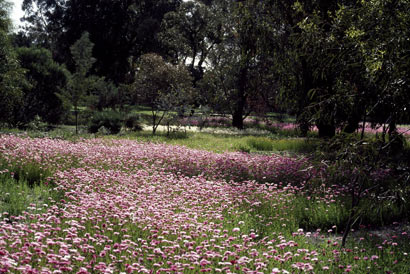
[0,0,409,140]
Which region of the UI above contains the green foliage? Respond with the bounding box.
[0,156,53,187]
[70,32,95,76]
[159,1,221,83]
[197,0,277,129]
[26,115,49,131]
[22,0,181,83]
[88,77,120,111]
[88,111,123,134]
[57,32,96,134]
[16,47,70,125]
[0,0,11,32]
[133,53,194,134]
[246,137,273,151]
[0,156,61,220]
[0,3,26,126]
[0,175,52,219]
[266,0,410,138]
[313,133,410,245]
[241,136,318,153]
[292,195,349,231]
[124,114,142,131]
[233,143,251,153]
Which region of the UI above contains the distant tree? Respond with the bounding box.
[270,0,410,139]
[16,47,69,125]
[11,31,33,48]
[58,32,95,134]
[133,53,194,135]
[348,0,410,140]
[199,0,272,129]
[22,0,182,83]
[159,0,222,85]
[0,0,26,126]
[88,77,121,112]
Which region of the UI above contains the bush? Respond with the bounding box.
[25,115,48,131]
[63,109,94,126]
[234,143,251,153]
[88,111,123,134]
[312,134,410,245]
[124,114,142,131]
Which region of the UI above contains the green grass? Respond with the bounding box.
[120,130,249,153]
[121,130,318,154]
[0,156,63,221]
[4,124,317,154]
[0,173,62,220]
[244,136,318,153]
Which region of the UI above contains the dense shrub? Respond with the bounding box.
[88,111,123,134]
[124,114,142,131]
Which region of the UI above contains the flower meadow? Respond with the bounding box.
[0,135,409,273]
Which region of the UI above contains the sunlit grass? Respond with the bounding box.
[115,130,319,154]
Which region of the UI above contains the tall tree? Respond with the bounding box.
[159,0,222,85]
[273,0,410,138]
[22,0,182,83]
[58,32,95,134]
[349,0,410,139]
[201,0,272,129]
[133,53,194,135]
[259,0,365,137]
[0,0,26,126]
[16,47,70,125]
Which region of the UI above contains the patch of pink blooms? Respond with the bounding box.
[0,135,309,184]
[0,135,316,273]
[0,135,407,273]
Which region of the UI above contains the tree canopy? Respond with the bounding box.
[0,0,406,139]
[0,0,26,126]
[22,0,182,83]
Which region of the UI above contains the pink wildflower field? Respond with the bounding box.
[0,135,408,273]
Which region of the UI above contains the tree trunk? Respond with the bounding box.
[232,106,244,129]
[232,65,248,130]
[317,122,335,138]
[344,118,360,134]
[388,119,404,152]
[296,59,313,137]
[388,120,397,137]
[344,97,364,134]
[152,111,157,135]
[297,115,309,137]
[75,107,78,135]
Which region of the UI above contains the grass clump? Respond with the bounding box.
[245,136,318,153]
[125,130,319,154]
[0,156,62,220]
[246,137,273,151]
[0,173,62,220]
[0,158,52,187]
